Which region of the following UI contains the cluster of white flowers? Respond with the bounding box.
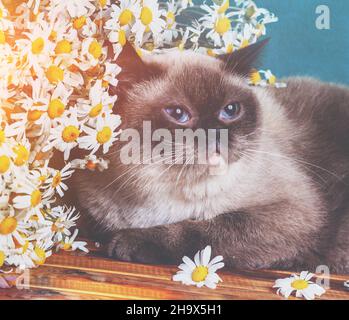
[0,0,278,270]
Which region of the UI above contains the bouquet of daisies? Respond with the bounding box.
[0,0,278,271]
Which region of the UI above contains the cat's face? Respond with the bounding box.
[112,41,267,179]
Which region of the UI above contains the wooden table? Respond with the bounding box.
[1,241,349,300]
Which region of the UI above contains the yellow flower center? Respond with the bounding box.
[119,9,133,26]
[73,16,86,29]
[291,279,309,290]
[13,144,29,166]
[86,160,96,170]
[89,103,103,117]
[99,0,107,7]
[0,30,6,44]
[268,74,276,85]
[214,16,231,35]
[245,6,256,19]
[241,39,249,48]
[218,0,229,14]
[250,70,261,85]
[166,11,175,28]
[0,217,17,235]
[140,7,153,26]
[46,65,64,84]
[191,265,209,282]
[27,109,43,121]
[0,8,3,19]
[136,47,143,57]
[0,250,4,267]
[15,235,30,254]
[22,240,29,254]
[62,125,80,143]
[118,29,126,46]
[52,171,61,188]
[0,129,5,145]
[62,243,72,251]
[178,42,184,51]
[0,155,10,173]
[206,49,216,57]
[96,126,112,144]
[31,37,44,54]
[49,30,57,41]
[55,39,72,54]
[34,247,46,265]
[38,174,46,184]
[48,99,65,119]
[30,189,42,207]
[88,40,102,59]
[226,43,234,53]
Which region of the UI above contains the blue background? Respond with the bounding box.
[255,0,349,84]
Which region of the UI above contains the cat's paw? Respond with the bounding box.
[107,229,170,264]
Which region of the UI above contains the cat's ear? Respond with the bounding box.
[115,41,149,82]
[218,38,269,76]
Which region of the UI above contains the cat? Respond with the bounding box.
[71,40,349,272]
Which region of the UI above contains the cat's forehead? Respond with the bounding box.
[141,50,253,108]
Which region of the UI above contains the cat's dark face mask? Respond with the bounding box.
[110,40,268,173]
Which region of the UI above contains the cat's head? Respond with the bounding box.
[110,40,269,180]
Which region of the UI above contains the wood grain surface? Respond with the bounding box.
[1,241,349,300]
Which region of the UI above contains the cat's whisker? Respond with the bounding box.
[245,148,344,183]
[111,153,181,195]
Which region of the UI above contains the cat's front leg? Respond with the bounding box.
[107,209,316,269]
[107,221,207,265]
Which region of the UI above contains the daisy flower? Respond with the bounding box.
[43,109,81,160]
[108,0,140,30]
[200,3,236,47]
[70,154,110,171]
[78,113,121,154]
[11,139,31,168]
[49,0,96,19]
[56,229,88,253]
[173,245,224,289]
[81,37,107,68]
[6,237,36,269]
[0,212,29,249]
[36,205,79,242]
[273,271,326,300]
[12,180,51,222]
[161,0,179,44]
[0,142,15,177]
[76,80,117,121]
[31,238,53,266]
[104,19,128,51]
[16,15,54,76]
[132,0,166,45]
[46,82,73,120]
[45,163,75,197]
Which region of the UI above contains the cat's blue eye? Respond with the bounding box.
[164,107,190,123]
[219,102,242,121]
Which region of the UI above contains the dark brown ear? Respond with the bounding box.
[218,38,269,77]
[115,41,149,83]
